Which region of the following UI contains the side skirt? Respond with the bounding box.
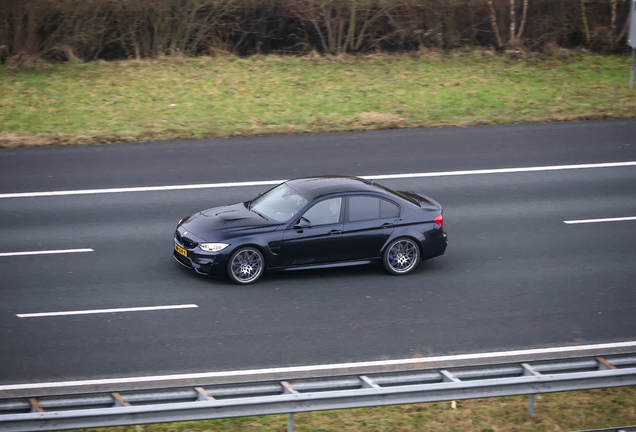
[274,259,378,272]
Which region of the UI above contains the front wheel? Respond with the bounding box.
[383,238,420,275]
[227,247,264,285]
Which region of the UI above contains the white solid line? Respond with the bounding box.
[1,340,635,391]
[564,216,636,224]
[1,161,635,199]
[366,161,636,180]
[0,180,285,199]
[16,304,199,318]
[0,248,94,257]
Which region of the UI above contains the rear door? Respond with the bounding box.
[341,195,400,261]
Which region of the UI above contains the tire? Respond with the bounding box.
[226,247,265,285]
[382,238,420,275]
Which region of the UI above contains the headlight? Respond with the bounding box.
[199,243,229,252]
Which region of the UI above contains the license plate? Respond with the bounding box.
[175,243,187,257]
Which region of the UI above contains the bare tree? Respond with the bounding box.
[0,0,632,62]
[488,0,528,47]
[487,0,503,47]
[515,0,529,44]
[610,0,629,50]
[509,0,516,43]
[289,0,395,53]
[580,0,591,45]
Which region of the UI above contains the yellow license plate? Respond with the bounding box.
[175,243,187,257]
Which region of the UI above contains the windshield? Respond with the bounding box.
[250,184,308,222]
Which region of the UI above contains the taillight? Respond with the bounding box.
[434,214,443,227]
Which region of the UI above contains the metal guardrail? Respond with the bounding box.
[5,340,636,399]
[1,353,635,432]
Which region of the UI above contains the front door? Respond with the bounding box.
[279,197,344,266]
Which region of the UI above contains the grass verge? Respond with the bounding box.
[1,51,635,148]
[71,386,636,432]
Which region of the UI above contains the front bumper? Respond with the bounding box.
[173,240,228,277]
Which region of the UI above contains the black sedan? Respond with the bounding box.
[174,176,447,284]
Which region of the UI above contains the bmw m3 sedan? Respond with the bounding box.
[173,176,447,284]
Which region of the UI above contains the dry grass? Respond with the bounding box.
[70,386,636,432]
[1,51,635,148]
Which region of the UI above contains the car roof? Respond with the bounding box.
[285,176,392,200]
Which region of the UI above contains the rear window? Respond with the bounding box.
[349,196,399,222]
[380,200,400,218]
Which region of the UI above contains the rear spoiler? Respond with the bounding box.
[398,191,441,210]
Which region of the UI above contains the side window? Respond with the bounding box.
[380,199,400,218]
[349,196,380,222]
[301,197,342,226]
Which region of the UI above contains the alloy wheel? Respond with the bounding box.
[230,249,263,283]
[387,239,419,273]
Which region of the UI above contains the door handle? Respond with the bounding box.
[329,230,342,235]
[381,223,395,228]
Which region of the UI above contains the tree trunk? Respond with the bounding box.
[346,0,356,51]
[580,0,590,45]
[610,0,617,34]
[487,0,503,47]
[516,0,529,42]
[510,0,516,44]
[323,1,334,53]
[614,8,629,45]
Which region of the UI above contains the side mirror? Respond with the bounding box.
[294,217,312,229]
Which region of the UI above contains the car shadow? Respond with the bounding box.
[170,256,437,288]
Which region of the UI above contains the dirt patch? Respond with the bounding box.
[356,112,406,127]
[4,54,51,71]
[543,42,575,59]
[0,133,71,148]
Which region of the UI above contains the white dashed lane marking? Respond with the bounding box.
[16,304,199,318]
[0,248,94,257]
[564,216,636,224]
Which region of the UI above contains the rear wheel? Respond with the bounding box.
[383,238,420,275]
[227,247,264,285]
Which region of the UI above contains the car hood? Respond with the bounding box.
[180,203,280,240]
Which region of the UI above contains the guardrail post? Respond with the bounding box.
[360,376,381,389]
[281,381,299,432]
[440,369,461,409]
[522,363,541,416]
[195,387,215,401]
[440,370,461,382]
[528,394,535,416]
[28,398,44,413]
[287,413,294,432]
[596,357,617,370]
[111,393,130,408]
[631,48,635,90]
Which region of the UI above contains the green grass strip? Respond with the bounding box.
[1,51,635,147]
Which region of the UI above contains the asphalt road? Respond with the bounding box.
[1,119,635,385]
